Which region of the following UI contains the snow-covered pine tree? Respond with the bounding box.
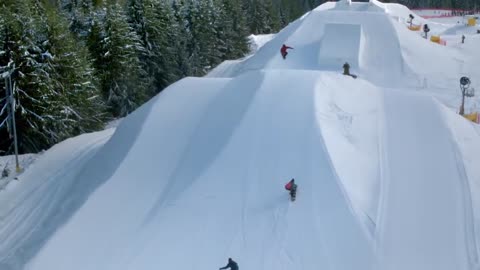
[246,0,274,34]
[219,0,250,60]
[70,0,95,38]
[128,0,180,94]
[203,0,226,68]
[100,2,151,117]
[172,0,193,77]
[0,0,72,153]
[87,8,105,72]
[265,0,281,33]
[277,0,304,27]
[43,3,107,136]
[0,6,7,154]
[152,0,183,87]
[182,0,217,76]
[214,0,233,62]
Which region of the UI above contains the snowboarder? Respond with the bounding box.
[220,258,238,270]
[285,178,298,201]
[280,44,293,59]
[342,62,357,79]
[423,24,430,39]
[408,14,414,27]
[462,34,465,44]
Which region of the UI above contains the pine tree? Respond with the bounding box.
[201,0,225,68]
[99,3,151,117]
[71,0,95,38]
[0,5,8,154]
[0,0,68,153]
[172,0,193,77]
[247,0,275,34]
[218,0,250,60]
[265,0,281,32]
[182,0,218,76]
[128,0,180,94]
[43,3,107,136]
[278,0,304,27]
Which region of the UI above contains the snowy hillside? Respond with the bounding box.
[1,1,480,270]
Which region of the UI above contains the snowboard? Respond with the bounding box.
[290,189,297,202]
[343,74,357,79]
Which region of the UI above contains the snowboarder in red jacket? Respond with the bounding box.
[285,178,297,201]
[280,44,293,59]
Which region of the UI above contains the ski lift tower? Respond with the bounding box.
[1,63,21,172]
[459,76,474,115]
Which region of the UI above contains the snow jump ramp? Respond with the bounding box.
[318,23,363,68]
[26,71,374,270]
[213,10,407,85]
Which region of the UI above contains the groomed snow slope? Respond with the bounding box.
[26,72,480,270]
[0,129,114,269]
[26,71,374,270]
[376,90,478,269]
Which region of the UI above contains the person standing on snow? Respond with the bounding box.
[285,178,298,201]
[343,62,351,75]
[423,24,430,39]
[342,62,357,79]
[219,258,239,270]
[280,44,293,59]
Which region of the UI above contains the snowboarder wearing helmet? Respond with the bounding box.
[285,178,297,201]
[280,44,293,59]
[220,258,238,270]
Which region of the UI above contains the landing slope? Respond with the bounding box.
[376,90,478,270]
[26,71,373,270]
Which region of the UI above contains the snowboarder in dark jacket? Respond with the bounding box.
[423,24,430,39]
[285,178,297,201]
[220,258,238,270]
[342,62,357,79]
[280,44,293,59]
[343,62,351,75]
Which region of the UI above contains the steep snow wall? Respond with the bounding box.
[318,23,363,68]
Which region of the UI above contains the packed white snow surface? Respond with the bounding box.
[27,71,377,270]
[376,91,478,269]
[249,34,276,52]
[0,1,480,270]
[0,129,115,269]
[0,154,37,189]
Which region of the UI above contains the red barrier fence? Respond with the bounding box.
[412,8,478,19]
